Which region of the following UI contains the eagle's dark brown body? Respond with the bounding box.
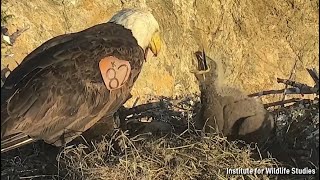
[1,23,145,152]
[192,51,274,144]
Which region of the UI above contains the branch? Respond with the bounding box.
[306,68,319,95]
[248,88,296,97]
[120,102,164,117]
[10,26,29,44]
[264,98,301,108]
[277,78,318,95]
[306,68,319,85]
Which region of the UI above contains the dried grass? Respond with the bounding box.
[1,96,318,180]
[58,129,277,180]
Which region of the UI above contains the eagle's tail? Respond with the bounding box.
[1,133,36,153]
[1,86,36,153]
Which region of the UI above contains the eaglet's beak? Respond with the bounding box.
[149,31,161,57]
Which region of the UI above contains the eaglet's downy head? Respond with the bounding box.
[108,8,161,58]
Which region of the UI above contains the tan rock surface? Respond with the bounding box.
[1,0,319,105]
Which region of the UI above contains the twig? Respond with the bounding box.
[167,143,196,150]
[248,87,317,97]
[280,51,299,106]
[306,68,319,85]
[249,68,319,99]
[120,102,163,117]
[7,26,30,45]
[132,97,140,108]
[306,68,319,95]
[277,78,318,95]
[19,175,58,179]
[277,78,310,89]
[248,88,295,97]
[263,98,301,108]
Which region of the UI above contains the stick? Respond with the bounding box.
[132,97,140,108]
[9,26,30,45]
[248,87,318,97]
[120,102,163,117]
[306,68,319,95]
[264,98,301,108]
[280,55,299,106]
[306,68,319,85]
[277,78,318,95]
[277,78,310,88]
[248,88,294,97]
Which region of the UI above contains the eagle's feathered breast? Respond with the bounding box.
[1,22,144,146]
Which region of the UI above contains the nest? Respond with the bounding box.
[1,65,319,179]
[1,93,318,179]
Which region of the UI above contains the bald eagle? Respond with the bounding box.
[191,50,274,144]
[1,8,162,153]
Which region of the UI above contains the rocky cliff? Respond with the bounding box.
[1,0,319,105]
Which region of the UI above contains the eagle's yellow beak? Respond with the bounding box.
[149,31,161,57]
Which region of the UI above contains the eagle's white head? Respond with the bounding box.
[108,8,161,57]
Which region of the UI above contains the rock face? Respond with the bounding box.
[1,0,319,105]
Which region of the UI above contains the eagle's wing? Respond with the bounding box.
[3,31,80,91]
[1,23,144,152]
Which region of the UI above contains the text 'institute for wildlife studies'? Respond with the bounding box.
[226,167,316,175]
